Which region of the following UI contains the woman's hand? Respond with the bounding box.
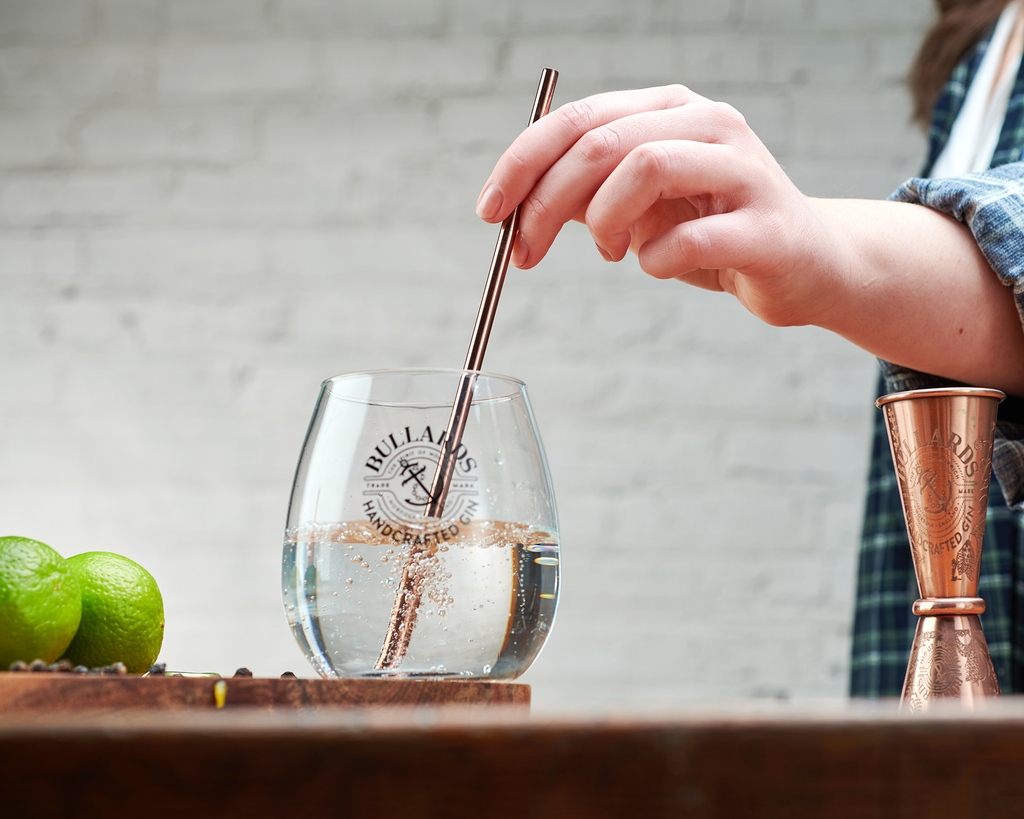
[476,84,846,328]
[478,83,1024,397]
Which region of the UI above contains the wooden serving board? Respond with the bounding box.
[0,673,529,712]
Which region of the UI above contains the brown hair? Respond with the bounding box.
[909,0,1013,127]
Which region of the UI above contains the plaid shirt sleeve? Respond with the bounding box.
[881,163,1024,509]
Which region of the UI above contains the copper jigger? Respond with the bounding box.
[877,387,1005,711]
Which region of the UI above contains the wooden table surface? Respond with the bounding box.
[5,693,1024,818]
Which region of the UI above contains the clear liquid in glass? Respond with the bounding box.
[282,519,559,678]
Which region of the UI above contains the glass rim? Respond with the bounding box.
[321,367,528,406]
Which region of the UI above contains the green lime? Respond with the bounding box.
[62,552,164,674]
[0,536,82,668]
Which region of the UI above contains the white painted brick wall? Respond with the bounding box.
[0,0,934,712]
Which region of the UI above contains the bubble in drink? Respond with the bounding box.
[282,519,559,679]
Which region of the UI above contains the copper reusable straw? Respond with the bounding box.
[374,68,558,670]
[425,67,558,518]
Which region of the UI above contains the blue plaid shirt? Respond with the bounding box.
[851,26,1024,697]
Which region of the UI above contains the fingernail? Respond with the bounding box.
[476,183,504,221]
[512,234,529,268]
[609,231,630,255]
[595,242,613,262]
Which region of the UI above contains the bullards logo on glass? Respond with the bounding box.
[362,425,479,541]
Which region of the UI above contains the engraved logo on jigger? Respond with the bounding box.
[891,423,989,583]
[916,633,962,698]
[957,627,993,685]
[906,444,968,550]
[904,624,994,709]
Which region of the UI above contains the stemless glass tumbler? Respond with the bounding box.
[282,369,559,679]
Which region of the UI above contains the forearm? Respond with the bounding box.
[476,84,1024,398]
[812,198,1024,398]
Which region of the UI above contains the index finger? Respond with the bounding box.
[476,84,705,223]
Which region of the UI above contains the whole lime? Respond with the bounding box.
[0,536,82,668]
[61,552,164,673]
